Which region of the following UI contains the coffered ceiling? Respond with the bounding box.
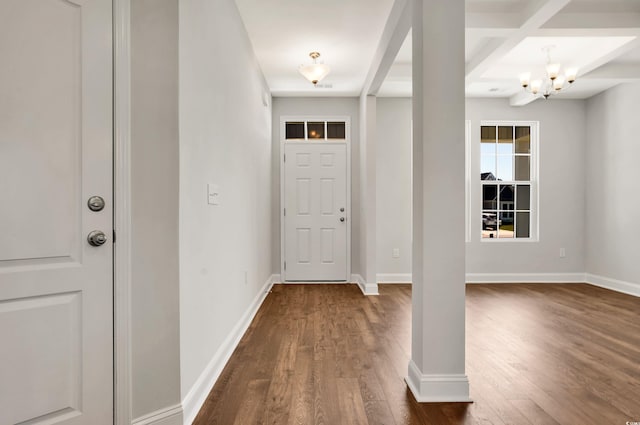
[235,0,640,103]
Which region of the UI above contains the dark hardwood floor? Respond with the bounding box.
[193,283,640,424]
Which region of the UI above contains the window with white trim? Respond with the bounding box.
[480,122,537,240]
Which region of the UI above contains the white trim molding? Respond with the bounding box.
[132,404,183,425]
[405,360,471,403]
[466,272,585,284]
[113,0,132,423]
[352,274,379,295]
[377,273,412,283]
[181,275,276,424]
[586,273,640,297]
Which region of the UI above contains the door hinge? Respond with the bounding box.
[113,229,116,243]
[284,261,286,271]
[284,153,286,162]
[284,208,286,216]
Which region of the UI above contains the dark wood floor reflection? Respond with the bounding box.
[193,283,640,424]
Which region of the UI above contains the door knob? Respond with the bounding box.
[87,230,107,247]
[339,207,344,212]
[340,217,345,222]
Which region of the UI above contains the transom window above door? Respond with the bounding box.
[285,120,346,140]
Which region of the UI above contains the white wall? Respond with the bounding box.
[585,83,640,290]
[376,98,412,276]
[374,97,587,279]
[179,0,272,418]
[466,98,586,278]
[131,0,181,419]
[271,97,361,276]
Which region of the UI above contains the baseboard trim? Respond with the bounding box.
[352,274,379,295]
[465,272,586,284]
[377,273,412,283]
[181,274,276,424]
[132,404,183,425]
[585,273,640,297]
[405,360,471,403]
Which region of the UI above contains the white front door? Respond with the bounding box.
[0,1,113,424]
[283,143,348,281]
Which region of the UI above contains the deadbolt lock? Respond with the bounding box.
[88,196,105,212]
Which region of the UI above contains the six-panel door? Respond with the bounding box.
[284,143,348,281]
[0,0,114,423]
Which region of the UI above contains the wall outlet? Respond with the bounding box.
[392,248,400,258]
[559,248,566,258]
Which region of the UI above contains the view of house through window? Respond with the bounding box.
[481,123,535,239]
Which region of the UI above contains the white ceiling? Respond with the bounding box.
[235,0,640,103]
[234,0,395,96]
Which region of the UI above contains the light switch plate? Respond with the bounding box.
[207,183,220,205]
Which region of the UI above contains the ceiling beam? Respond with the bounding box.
[577,37,640,78]
[542,12,640,30]
[509,90,539,107]
[465,0,571,84]
[582,63,640,80]
[361,0,411,96]
[466,12,521,30]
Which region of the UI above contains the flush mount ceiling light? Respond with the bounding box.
[519,46,578,99]
[298,52,330,86]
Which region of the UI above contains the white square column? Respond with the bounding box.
[406,0,470,402]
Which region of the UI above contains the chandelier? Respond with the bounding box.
[519,46,578,99]
[298,52,330,85]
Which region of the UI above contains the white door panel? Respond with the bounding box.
[0,0,113,423]
[284,143,347,281]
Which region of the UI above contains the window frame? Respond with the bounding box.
[283,118,348,142]
[479,120,539,242]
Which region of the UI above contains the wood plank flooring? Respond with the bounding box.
[193,283,640,424]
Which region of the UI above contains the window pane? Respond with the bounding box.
[481,126,496,143]
[483,184,498,209]
[481,155,496,179]
[481,141,496,156]
[497,141,514,155]
[516,185,530,210]
[498,217,514,239]
[516,212,530,238]
[327,122,346,139]
[482,230,498,239]
[499,210,513,223]
[482,211,498,239]
[307,122,324,139]
[499,184,514,211]
[285,122,304,139]
[515,126,530,153]
[515,156,530,180]
[496,156,513,181]
[498,126,513,144]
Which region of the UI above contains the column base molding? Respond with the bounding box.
[405,360,472,403]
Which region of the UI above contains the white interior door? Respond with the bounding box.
[284,143,348,281]
[0,1,113,424]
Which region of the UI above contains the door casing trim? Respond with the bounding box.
[114,0,132,423]
[279,116,352,282]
